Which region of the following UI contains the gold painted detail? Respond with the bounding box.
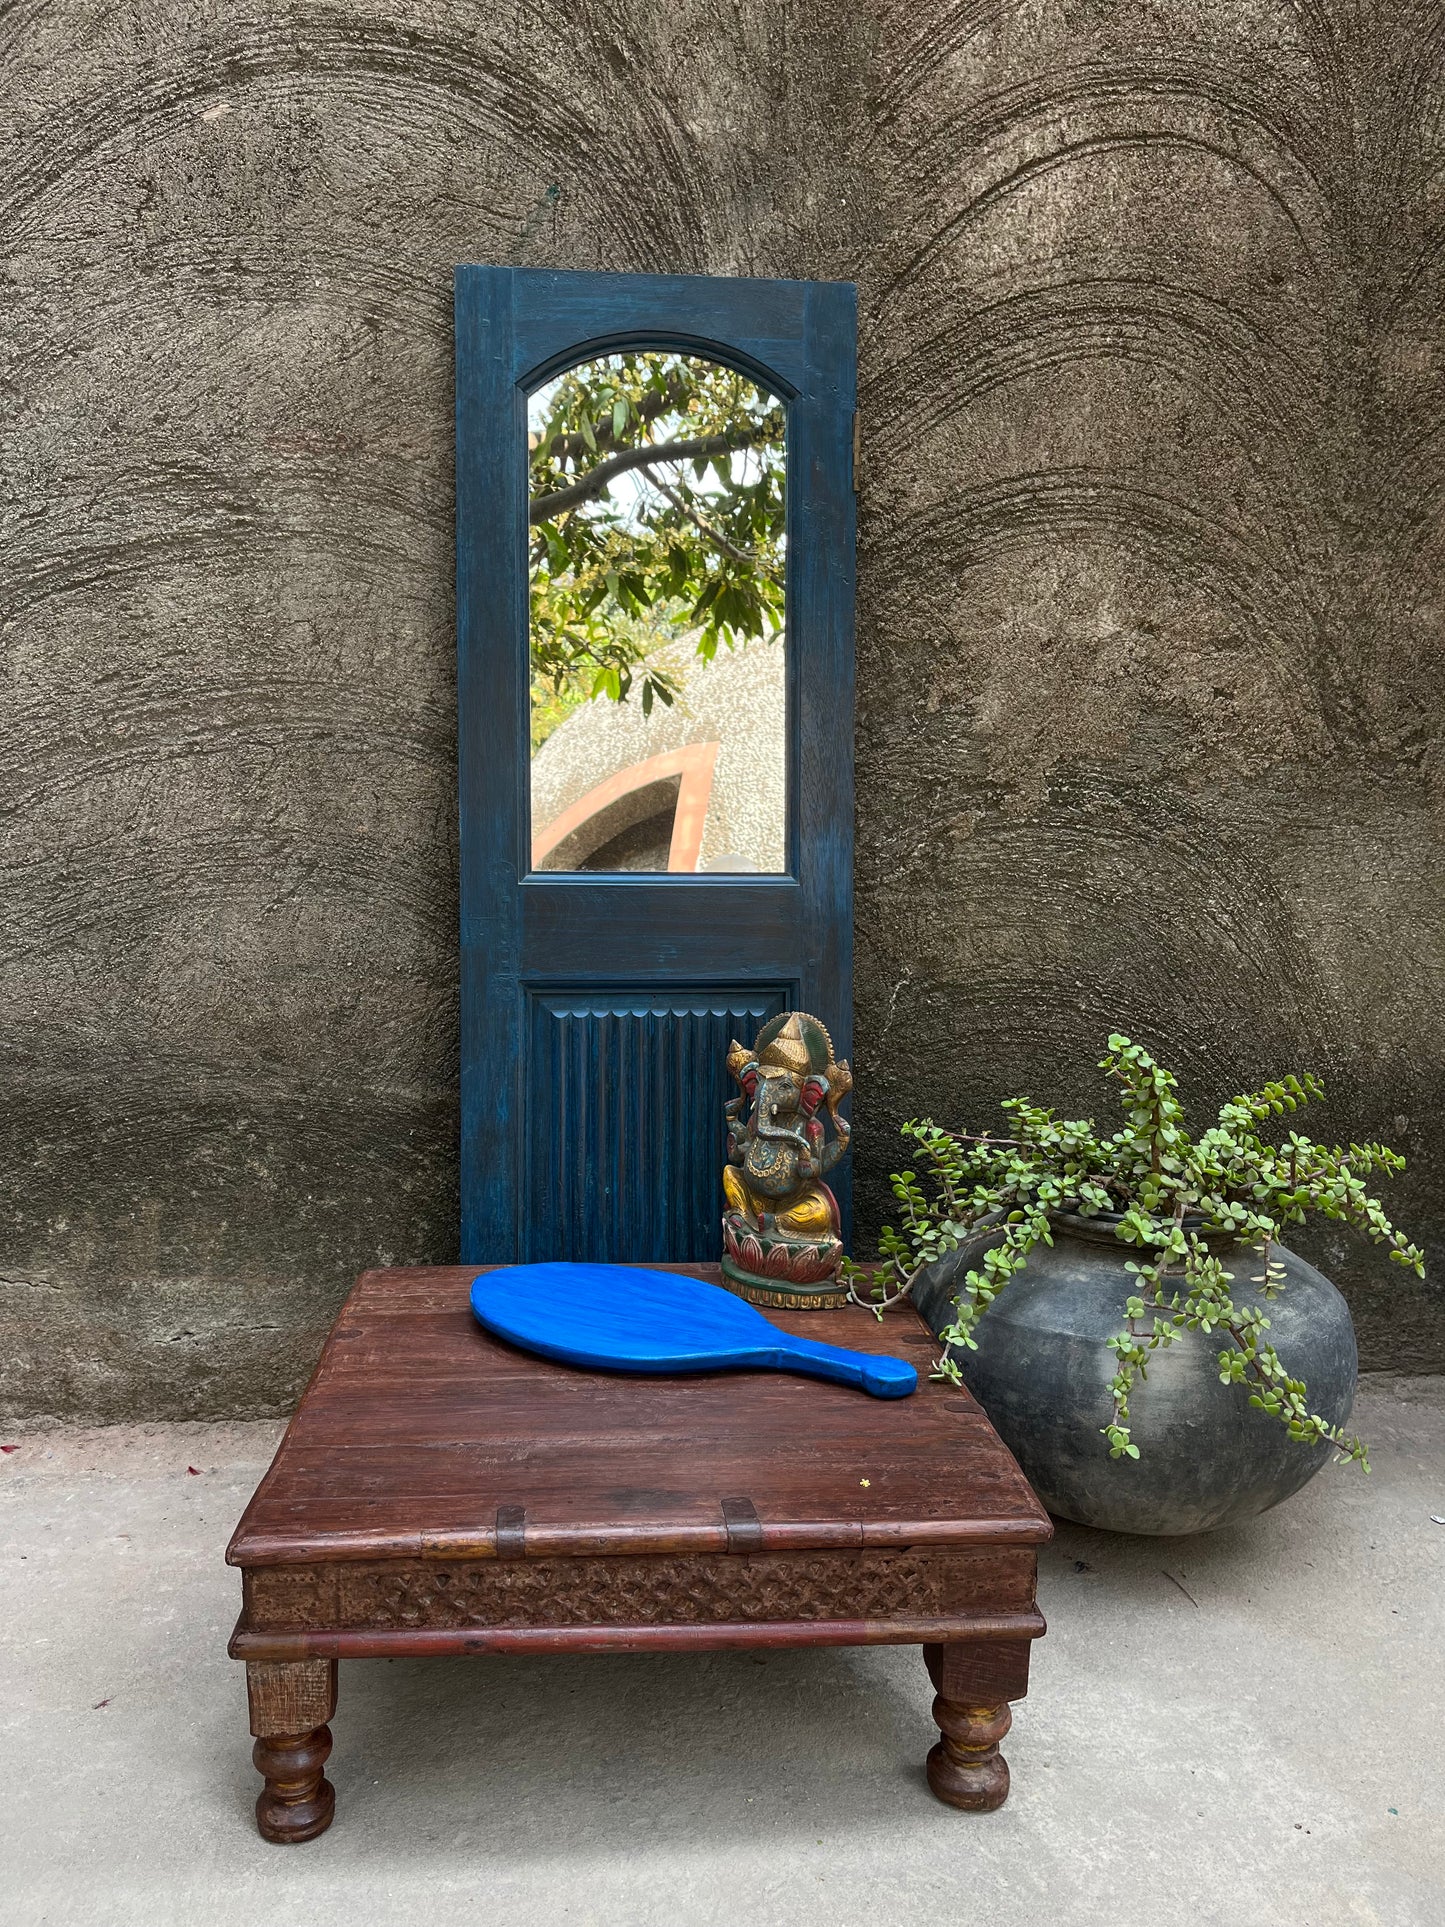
[719,1254,850,1310]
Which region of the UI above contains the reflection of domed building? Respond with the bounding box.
[530,633,786,873]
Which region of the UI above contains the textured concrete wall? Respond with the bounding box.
[3,1,1442,1420]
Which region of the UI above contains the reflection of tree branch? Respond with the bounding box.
[530,426,772,524]
[639,464,755,565]
[542,373,692,467]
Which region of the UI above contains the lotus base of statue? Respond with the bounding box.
[720,1211,848,1310]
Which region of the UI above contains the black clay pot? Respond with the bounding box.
[912,1215,1358,1536]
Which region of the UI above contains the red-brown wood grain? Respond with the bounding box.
[228,1265,1052,1836]
[227,1265,1052,1571]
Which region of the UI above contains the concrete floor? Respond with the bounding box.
[2,1378,1442,1927]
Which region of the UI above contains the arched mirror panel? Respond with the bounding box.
[527,352,787,877]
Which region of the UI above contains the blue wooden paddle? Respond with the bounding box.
[469,1262,917,1399]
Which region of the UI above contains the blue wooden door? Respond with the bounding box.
[455,267,855,1263]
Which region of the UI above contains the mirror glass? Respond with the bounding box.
[528,352,786,873]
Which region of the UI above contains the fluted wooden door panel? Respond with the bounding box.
[525,991,787,1263]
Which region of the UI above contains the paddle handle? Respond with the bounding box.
[774,1335,918,1400]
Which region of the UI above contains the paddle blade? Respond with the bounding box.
[468,1263,916,1398]
[470,1262,775,1372]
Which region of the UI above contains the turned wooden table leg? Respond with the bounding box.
[922,1638,1033,1812]
[246,1659,338,1843]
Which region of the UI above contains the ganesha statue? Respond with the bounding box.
[721,1010,853,1309]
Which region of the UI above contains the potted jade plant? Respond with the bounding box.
[842,1036,1425,1535]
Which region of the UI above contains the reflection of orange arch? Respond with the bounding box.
[532,742,719,873]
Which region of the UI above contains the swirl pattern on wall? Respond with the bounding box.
[1,0,1440,1416]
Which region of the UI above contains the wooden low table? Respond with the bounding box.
[227,1264,1051,1841]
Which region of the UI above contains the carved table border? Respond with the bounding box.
[231,1544,1045,1660]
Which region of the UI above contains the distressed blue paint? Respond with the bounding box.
[526,989,786,1263]
[456,267,856,1263]
[469,1263,918,1398]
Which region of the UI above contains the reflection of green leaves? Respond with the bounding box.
[528,353,785,743]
